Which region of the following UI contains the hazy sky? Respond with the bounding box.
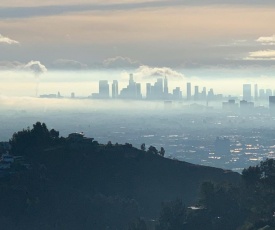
[0,0,275,96]
[1,0,275,69]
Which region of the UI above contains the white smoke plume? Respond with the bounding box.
[134,65,185,80]
[24,61,47,97]
[24,60,47,75]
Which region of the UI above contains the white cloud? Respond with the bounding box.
[256,35,275,45]
[53,59,88,70]
[216,39,248,47]
[0,60,47,74]
[103,56,141,69]
[244,50,275,60]
[0,61,23,70]
[0,34,19,44]
[134,65,185,80]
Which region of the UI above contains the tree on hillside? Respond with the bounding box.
[141,143,146,151]
[243,158,275,188]
[9,122,60,156]
[49,129,59,139]
[156,199,186,230]
[198,181,246,230]
[242,165,261,185]
[148,146,158,155]
[128,218,147,230]
[159,147,165,157]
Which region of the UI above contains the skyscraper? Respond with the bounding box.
[99,80,109,98]
[254,84,258,101]
[187,82,191,100]
[164,76,168,97]
[150,78,163,99]
[146,83,151,99]
[129,73,134,86]
[136,83,142,99]
[156,78,164,95]
[243,84,251,102]
[269,96,275,114]
[120,74,142,99]
[201,87,207,100]
[112,80,119,98]
[266,89,273,98]
[194,86,199,101]
[208,88,214,101]
[259,89,265,100]
[172,87,182,100]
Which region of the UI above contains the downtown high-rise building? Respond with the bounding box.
[254,84,258,101]
[266,89,273,98]
[146,83,151,99]
[269,96,275,114]
[120,74,142,99]
[243,84,251,102]
[150,78,163,99]
[187,82,191,100]
[194,86,199,101]
[112,80,119,98]
[164,76,168,97]
[201,87,207,100]
[99,80,109,98]
[172,87,182,100]
[259,89,265,100]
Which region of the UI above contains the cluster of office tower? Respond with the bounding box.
[222,84,275,112]
[244,84,275,102]
[91,74,221,101]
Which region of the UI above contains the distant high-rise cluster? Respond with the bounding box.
[221,83,275,112]
[249,83,274,101]
[91,74,223,101]
[39,75,275,114]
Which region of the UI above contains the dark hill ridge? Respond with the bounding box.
[1,122,241,229]
[37,141,240,218]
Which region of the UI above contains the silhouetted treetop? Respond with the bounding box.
[147,146,158,155]
[9,122,60,156]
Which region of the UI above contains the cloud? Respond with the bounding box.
[134,65,185,80]
[0,61,23,70]
[216,39,249,47]
[244,50,275,60]
[0,1,173,19]
[0,34,19,44]
[53,59,88,70]
[103,56,141,69]
[256,35,275,45]
[1,0,275,19]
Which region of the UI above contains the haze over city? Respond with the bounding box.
[2,0,275,170]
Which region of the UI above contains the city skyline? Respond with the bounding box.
[40,73,275,106]
[90,76,275,103]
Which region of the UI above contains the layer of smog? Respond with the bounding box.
[1,68,275,173]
